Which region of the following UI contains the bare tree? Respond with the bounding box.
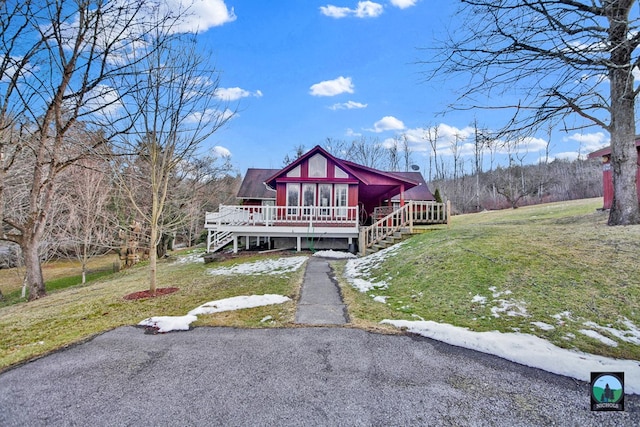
[425,124,442,181]
[386,137,401,171]
[112,28,232,295]
[54,155,116,284]
[425,0,640,225]
[401,134,413,172]
[472,119,489,212]
[0,1,162,300]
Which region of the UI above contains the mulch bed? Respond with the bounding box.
[123,287,179,301]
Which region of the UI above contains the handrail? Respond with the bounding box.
[359,203,412,254]
[205,205,359,228]
[359,201,450,254]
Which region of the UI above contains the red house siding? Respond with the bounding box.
[589,142,640,209]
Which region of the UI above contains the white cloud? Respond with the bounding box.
[319,5,352,18]
[370,116,405,133]
[163,0,236,33]
[79,84,123,117]
[329,100,367,110]
[320,1,384,19]
[549,151,580,162]
[390,0,417,9]
[346,128,362,137]
[214,87,263,101]
[563,131,609,153]
[310,76,355,97]
[212,145,232,157]
[355,1,384,17]
[185,108,235,124]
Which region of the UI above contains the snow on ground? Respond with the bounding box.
[382,319,640,394]
[346,246,640,394]
[312,250,357,259]
[207,256,308,276]
[139,315,198,333]
[531,321,555,331]
[583,319,640,345]
[471,295,487,304]
[139,294,291,333]
[174,252,205,264]
[188,295,291,316]
[578,329,618,347]
[343,243,404,292]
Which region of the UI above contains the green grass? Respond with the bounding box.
[0,250,304,371]
[0,269,117,308]
[335,198,640,360]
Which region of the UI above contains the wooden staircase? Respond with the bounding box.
[359,201,449,256]
[206,229,235,253]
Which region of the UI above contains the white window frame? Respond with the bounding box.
[334,184,348,217]
[308,154,327,178]
[286,183,299,217]
[318,184,332,217]
[302,183,316,218]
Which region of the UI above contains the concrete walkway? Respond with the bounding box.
[295,257,348,325]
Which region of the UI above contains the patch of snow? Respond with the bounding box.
[189,295,292,316]
[488,286,512,298]
[471,295,487,304]
[207,256,307,276]
[381,319,640,394]
[139,294,291,333]
[313,250,356,259]
[343,243,404,292]
[260,315,273,323]
[174,253,205,264]
[531,321,555,331]
[583,319,640,345]
[490,299,528,318]
[579,329,618,347]
[139,315,198,333]
[373,295,387,303]
[552,311,573,321]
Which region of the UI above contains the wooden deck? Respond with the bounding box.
[204,202,449,255]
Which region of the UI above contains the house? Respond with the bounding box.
[204,145,449,255]
[588,140,640,209]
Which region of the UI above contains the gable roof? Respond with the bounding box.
[389,171,434,201]
[237,145,434,203]
[265,145,419,189]
[237,168,278,200]
[264,145,360,186]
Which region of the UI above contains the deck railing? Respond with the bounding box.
[205,205,359,228]
[361,201,450,254]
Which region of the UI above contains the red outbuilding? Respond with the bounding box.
[588,140,640,209]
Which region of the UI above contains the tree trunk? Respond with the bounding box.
[22,239,46,300]
[149,225,158,296]
[607,1,640,225]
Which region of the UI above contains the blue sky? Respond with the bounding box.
[179,0,610,175]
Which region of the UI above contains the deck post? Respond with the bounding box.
[409,201,414,233]
[233,236,238,254]
[446,200,451,226]
[206,230,212,253]
[296,236,301,252]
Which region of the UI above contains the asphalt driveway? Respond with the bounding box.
[0,326,638,426]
